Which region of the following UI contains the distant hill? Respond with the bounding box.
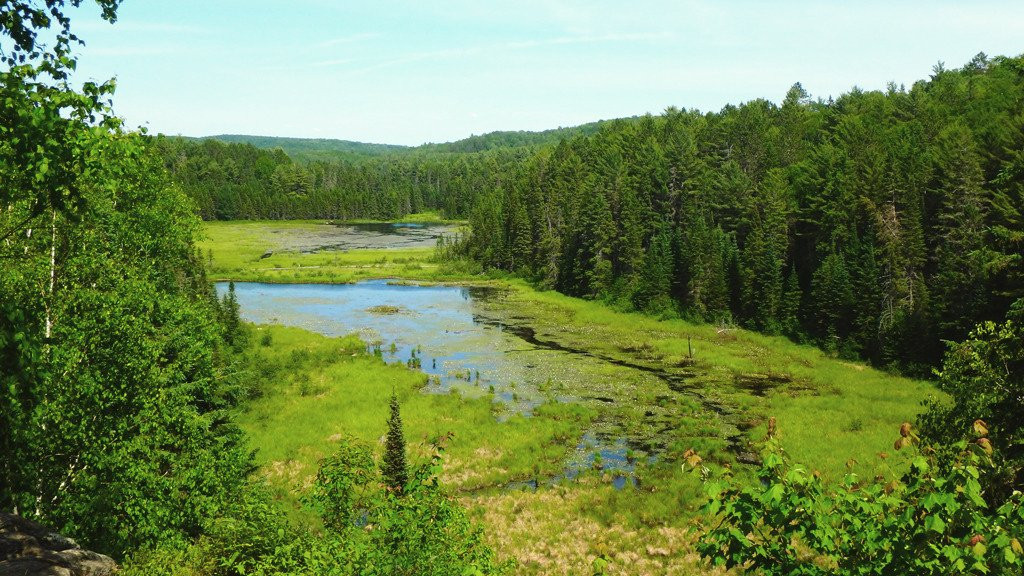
[415,119,623,153]
[201,134,409,162]
[196,118,630,162]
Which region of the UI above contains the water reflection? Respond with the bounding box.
[216,280,658,489]
[217,280,545,414]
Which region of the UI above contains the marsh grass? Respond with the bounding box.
[216,220,943,574]
[237,324,718,574]
[200,220,481,284]
[472,280,940,480]
[237,325,595,524]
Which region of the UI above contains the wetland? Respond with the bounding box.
[218,279,678,485]
[211,220,940,573]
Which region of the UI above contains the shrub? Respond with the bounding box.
[694,424,1024,575]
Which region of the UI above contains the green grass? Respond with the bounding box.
[466,279,940,479]
[237,324,594,524]
[213,219,943,574]
[198,220,481,283]
[236,324,711,574]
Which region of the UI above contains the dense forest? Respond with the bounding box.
[464,57,1024,373]
[204,134,410,162]
[3,1,1023,574]
[0,3,502,574]
[154,136,526,220]
[172,54,1023,374]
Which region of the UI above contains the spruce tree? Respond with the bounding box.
[382,392,409,494]
[740,169,791,333]
[221,280,242,345]
[633,223,673,312]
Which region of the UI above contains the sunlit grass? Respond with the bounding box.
[236,324,717,574]
[237,324,594,525]
[486,279,941,479]
[199,220,481,283]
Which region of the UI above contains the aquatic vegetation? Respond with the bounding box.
[214,221,942,573]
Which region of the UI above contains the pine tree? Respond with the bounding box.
[740,169,791,332]
[382,392,409,494]
[221,281,242,345]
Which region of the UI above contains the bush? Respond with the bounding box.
[693,423,1024,575]
[919,299,1023,497]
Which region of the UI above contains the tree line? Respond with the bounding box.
[172,54,1023,374]
[154,135,526,221]
[460,55,1024,374]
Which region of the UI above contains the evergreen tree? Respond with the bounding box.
[382,393,409,494]
[931,122,989,342]
[811,252,855,352]
[632,223,673,312]
[740,169,791,332]
[506,187,533,273]
[221,280,242,345]
[780,264,803,340]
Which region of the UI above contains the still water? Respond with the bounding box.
[216,279,651,486]
[218,280,542,410]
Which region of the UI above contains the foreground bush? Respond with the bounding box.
[695,423,1024,575]
[124,437,508,576]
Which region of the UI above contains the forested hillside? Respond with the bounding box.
[462,55,1024,373]
[171,54,1023,374]
[415,120,616,153]
[196,121,613,160]
[202,134,409,162]
[154,136,527,220]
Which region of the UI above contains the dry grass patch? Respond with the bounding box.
[466,485,719,576]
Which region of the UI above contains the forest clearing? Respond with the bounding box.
[204,221,936,573]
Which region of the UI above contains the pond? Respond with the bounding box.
[216,280,664,487]
[260,222,459,253]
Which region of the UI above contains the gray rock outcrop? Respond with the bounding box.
[0,513,117,576]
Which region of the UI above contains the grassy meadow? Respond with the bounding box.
[213,220,941,575]
[198,219,478,284]
[238,324,714,574]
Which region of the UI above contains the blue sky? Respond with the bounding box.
[69,1,1024,146]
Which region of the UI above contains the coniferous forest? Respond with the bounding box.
[170,56,1023,374]
[3,2,1024,575]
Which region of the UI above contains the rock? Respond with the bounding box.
[0,513,117,576]
[735,451,761,465]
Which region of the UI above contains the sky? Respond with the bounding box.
[67,0,1024,146]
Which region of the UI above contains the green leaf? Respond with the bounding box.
[911,456,929,473]
[924,514,946,534]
